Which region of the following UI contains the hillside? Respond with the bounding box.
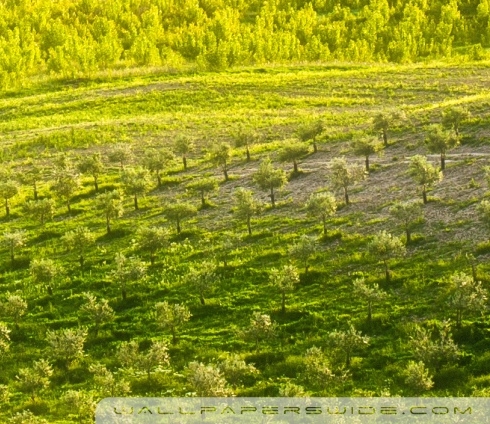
[1,62,490,422]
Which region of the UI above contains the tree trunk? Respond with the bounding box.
[171,328,177,344]
[384,261,390,282]
[406,228,411,244]
[365,155,370,172]
[150,253,155,266]
[346,351,351,368]
[33,182,38,200]
[305,264,309,275]
[67,201,71,213]
[79,255,84,271]
[293,160,298,173]
[200,293,205,305]
[270,186,275,208]
[176,218,181,234]
[201,190,205,207]
[182,155,187,171]
[134,195,138,210]
[322,216,327,236]
[157,173,162,188]
[5,198,9,218]
[471,263,477,282]
[440,152,446,171]
[344,187,349,205]
[313,140,318,153]
[122,287,127,300]
[422,186,428,204]
[382,130,388,147]
[223,163,229,181]
[246,146,251,161]
[247,216,252,235]
[94,176,99,192]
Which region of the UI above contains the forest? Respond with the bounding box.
[0,0,490,89]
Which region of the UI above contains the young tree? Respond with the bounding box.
[372,110,405,146]
[0,181,19,218]
[0,323,10,354]
[409,322,459,371]
[278,141,310,174]
[46,327,87,368]
[77,153,104,192]
[442,106,470,136]
[186,177,219,207]
[298,120,324,153]
[389,200,423,244]
[137,226,168,265]
[108,143,133,169]
[209,142,232,181]
[217,355,259,388]
[403,361,434,394]
[95,190,123,234]
[352,136,383,172]
[142,148,175,188]
[88,362,130,397]
[174,135,194,170]
[30,258,60,295]
[80,293,115,337]
[305,192,337,236]
[233,188,262,235]
[187,362,232,396]
[17,163,44,200]
[3,230,25,264]
[269,265,300,313]
[445,272,487,328]
[329,157,365,205]
[154,301,191,344]
[304,346,349,391]
[244,312,276,350]
[62,390,96,424]
[233,128,258,161]
[51,172,80,213]
[110,253,147,300]
[288,235,317,274]
[252,157,288,208]
[352,277,387,323]
[2,294,27,330]
[9,410,48,424]
[326,324,370,367]
[425,124,460,171]
[163,202,197,234]
[15,359,53,401]
[187,261,219,305]
[121,167,150,210]
[367,231,405,282]
[61,227,95,271]
[409,155,442,204]
[117,339,170,381]
[24,199,55,225]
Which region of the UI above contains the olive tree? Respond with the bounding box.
[0,181,19,218]
[288,235,317,273]
[77,153,104,192]
[389,200,423,244]
[16,359,53,401]
[409,155,442,204]
[62,390,96,424]
[278,140,310,174]
[305,192,337,236]
[174,135,194,170]
[188,261,219,305]
[95,190,123,234]
[372,110,406,146]
[121,166,150,210]
[88,362,130,397]
[403,361,434,394]
[445,272,487,328]
[51,172,80,213]
[217,355,259,388]
[252,157,288,208]
[233,128,258,161]
[142,148,175,188]
[352,277,387,323]
[137,226,168,265]
[0,323,10,354]
[154,301,191,344]
[108,143,133,169]
[269,264,300,313]
[2,293,27,330]
[233,188,262,235]
[298,120,324,153]
[163,202,197,234]
[244,312,276,350]
[329,157,365,205]
[304,346,349,391]
[9,410,48,424]
[442,106,470,136]
[17,163,44,200]
[46,327,87,368]
[24,199,55,225]
[186,177,219,207]
[367,231,406,282]
[80,293,115,337]
[425,124,460,171]
[61,227,95,271]
[209,142,232,181]
[187,362,232,396]
[3,230,25,264]
[30,258,60,295]
[326,324,370,367]
[352,136,383,172]
[110,253,147,300]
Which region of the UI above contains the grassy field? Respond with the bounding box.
[1,61,490,422]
